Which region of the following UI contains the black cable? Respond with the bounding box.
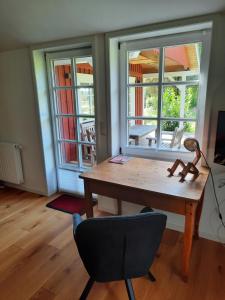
[200,151,225,229]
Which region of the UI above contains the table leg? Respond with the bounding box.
[117,199,122,215]
[182,201,197,281]
[84,180,94,218]
[194,189,205,239]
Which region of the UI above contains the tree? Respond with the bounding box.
[162,86,180,131]
[162,85,198,133]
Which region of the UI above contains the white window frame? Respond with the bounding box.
[46,48,96,171]
[120,29,212,161]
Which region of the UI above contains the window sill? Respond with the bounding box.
[58,164,92,173]
[124,146,194,162]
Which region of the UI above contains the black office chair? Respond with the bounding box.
[73,208,167,300]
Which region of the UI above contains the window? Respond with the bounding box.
[46,49,96,170]
[120,30,211,158]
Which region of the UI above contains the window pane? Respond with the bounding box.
[53,59,72,87]
[162,86,181,118]
[79,117,96,167]
[75,57,93,86]
[160,121,196,150]
[58,142,78,165]
[57,117,77,140]
[128,48,159,83]
[160,121,183,150]
[79,118,95,143]
[128,86,158,117]
[77,88,95,115]
[162,85,198,119]
[128,119,157,147]
[184,85,199,119]
[55,89,75,115]
[183,121,196,137]
[163,43,201,82]
[81,143,96,167]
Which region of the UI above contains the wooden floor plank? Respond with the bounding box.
[0,188,224,300]
[29,287,55,300]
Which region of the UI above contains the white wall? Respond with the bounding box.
[32,50,57,195]
[201,14,225,242]
[0,48,47,194]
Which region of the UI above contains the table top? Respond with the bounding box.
[80,157,209,201]
[129,125,156,137]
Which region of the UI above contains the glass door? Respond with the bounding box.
[46,48,96,170]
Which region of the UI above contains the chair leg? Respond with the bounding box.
[80,278,94,300]
[125,279,136,300]
[148,271,156,282]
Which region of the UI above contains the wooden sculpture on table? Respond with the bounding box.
[167,138,202,182]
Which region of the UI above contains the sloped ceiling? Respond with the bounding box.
[0,0,224,51]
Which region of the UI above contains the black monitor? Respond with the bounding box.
[214,111,225,165]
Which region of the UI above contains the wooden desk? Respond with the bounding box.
[80,158,209,281]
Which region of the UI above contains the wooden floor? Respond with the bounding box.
[0,188,224,300]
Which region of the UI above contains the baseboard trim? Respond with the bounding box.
[5,183,49,196]
[198,231,221,243]
[166,221,184,233]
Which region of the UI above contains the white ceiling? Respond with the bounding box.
[0,0,224,52]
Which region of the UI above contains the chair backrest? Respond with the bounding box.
[170,126,184,148]
[74,212,167,282]
[80,121,95,142]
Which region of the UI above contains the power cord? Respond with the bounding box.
[200,151,225,229]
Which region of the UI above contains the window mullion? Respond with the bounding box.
[161,81,199,86]
[156,47,164,149]
[52,64,63,146]
[71,57,82,168]
[53,85,94,90]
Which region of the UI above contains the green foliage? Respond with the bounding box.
[184,86,198,119]
[143,84,198,133]
[162,86,181,118]
[163,120,179,131]
[144,87,158,117]
[161,85,198,133]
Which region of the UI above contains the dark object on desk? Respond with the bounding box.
[167,138,202,182]
[214,111,225,165]
[73,208,166,300]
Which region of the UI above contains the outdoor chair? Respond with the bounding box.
[162,126,184,149]
[80,121,96,165]
[147,126,184,149]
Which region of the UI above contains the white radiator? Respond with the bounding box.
[0,142,24,184]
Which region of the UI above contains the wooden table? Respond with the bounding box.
[80,158,209,281]
[129,125,156,145]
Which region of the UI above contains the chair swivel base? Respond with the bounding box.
[79,272,156,300]
[148,271,156,282]
[80,278,94,300]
